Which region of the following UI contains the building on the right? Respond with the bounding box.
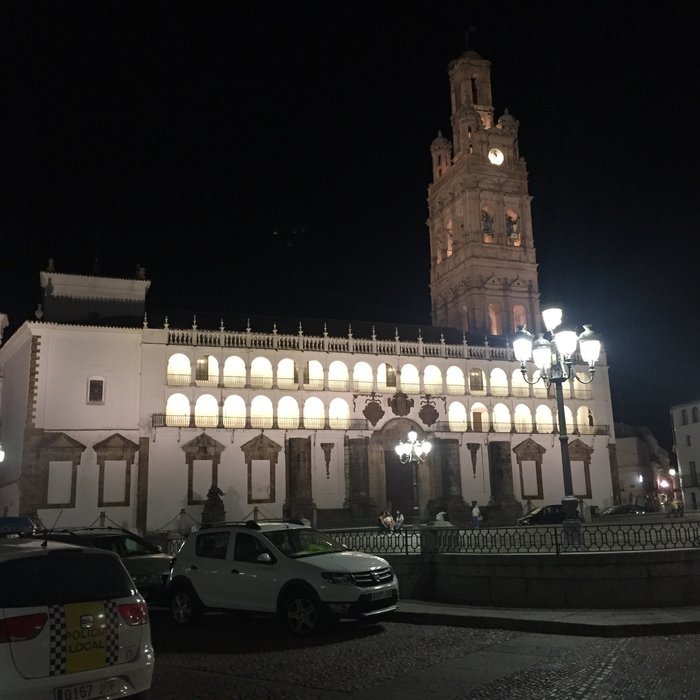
[613,423,671,512]
[671,400,700,511]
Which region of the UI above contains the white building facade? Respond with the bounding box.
[671,400,700,511]
[0,47,620,534]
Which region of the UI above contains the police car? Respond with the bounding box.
[0,537,154,700]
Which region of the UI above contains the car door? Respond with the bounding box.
[186,530,233,608]
[226,532,280,613]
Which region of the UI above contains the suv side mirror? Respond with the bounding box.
[257,552,273,564]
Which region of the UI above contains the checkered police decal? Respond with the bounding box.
[104,599,119,665]
[49,604,67,675]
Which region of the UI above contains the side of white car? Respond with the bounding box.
[0,538,154,700]
[168,520,399,635]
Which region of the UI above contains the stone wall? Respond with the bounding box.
[387,549,700,608]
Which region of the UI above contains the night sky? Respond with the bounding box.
[3,2,700,452]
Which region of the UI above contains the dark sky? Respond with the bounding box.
[3,2,700,452]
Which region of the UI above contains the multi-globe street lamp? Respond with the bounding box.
[395,430,432,524]
[512,307,601,522]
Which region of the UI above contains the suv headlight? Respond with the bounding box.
[321,572,356,585]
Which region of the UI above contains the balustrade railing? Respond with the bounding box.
[151,413,609,435]
[325,521,700,556]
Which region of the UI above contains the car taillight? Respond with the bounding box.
[118,603,149,626]
[0,613,48,643]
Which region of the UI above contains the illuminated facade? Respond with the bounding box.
[0,48,619,532]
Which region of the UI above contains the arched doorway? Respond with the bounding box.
[376,418,430,520]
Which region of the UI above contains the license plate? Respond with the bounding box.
[54,677,123,700]
[370,589,393,601]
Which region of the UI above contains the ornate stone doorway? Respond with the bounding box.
[384,449,413,517]
[375,418,430,520]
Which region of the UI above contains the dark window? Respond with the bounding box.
[693,407,699,423]
[196,357,209,381]
[195,532,229,559]
[293,362,310,385]
[0,551,132,606]
[386,365,397,388]
[687,435,692,447]
[682,409,688,425]
[690,462,697,486]
[88,378,104,404]
[469,369,484,392]
[234,533,267,563]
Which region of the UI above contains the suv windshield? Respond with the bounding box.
[263,528,346,558]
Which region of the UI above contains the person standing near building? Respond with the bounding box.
[472,502,481,529]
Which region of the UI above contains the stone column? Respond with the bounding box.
[284,437,315,522]
[486,440,522,524]
[343,437,374,519]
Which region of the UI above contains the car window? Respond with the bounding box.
[263,529,345,558]
[195,531,230,559]
[0,516,37,537]
[0,551,133,606]
[96,534,159,556]
[233,533,269,563]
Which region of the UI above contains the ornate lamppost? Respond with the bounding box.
[395,430,432,524]
[512,307,601,522]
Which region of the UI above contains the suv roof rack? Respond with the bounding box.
[199,518,306,531]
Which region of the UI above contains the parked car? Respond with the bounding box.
[0,516,38,538]
[169,519,399,635]
[600,504,652,517]
[516,504,568,525]
[0,537,153,700]
[34,526,172,605]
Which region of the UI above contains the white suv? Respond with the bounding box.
[0,537,154,700]
[168,520,398,635]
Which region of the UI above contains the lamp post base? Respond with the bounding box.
[561,495,582,551]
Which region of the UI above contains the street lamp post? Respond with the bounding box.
[512,307,601,523]
[395,430,432,524]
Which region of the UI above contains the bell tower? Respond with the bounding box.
[428,49,542,340]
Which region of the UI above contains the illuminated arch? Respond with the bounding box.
[250,395,273,428]
[490,367,508,396]
[329,398,350,430]
[222,394,246,428]
[514,404,532,433]
[194,394,218,428]
[167,353,191,386]
[448,401,467,431]
[223,355,246,388]
[492,403,511,432]
[303,396,325,429]
[353,361,373,392]
[423,365,443,393]
[277,396,299,429]
[401,364,420,393]
[165,393,190,427]
[250,357,273,389]
[446,366,465,394]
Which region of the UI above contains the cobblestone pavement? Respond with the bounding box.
[149,613,700,699]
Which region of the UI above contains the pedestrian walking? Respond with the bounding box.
[471,502,481,529]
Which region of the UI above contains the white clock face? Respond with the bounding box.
[488,148,504,165]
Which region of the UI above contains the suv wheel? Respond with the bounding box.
[281,588,326,636]
[170,585,203,627]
